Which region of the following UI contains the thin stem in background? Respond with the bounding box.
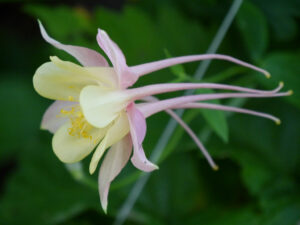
[113,1,244,224]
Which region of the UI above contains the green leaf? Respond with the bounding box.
[251,0,300,41]
[0,77,47,160]
[142,153,203,222]
[259,52,300,110]
[230,99,300,173]
[0,77,100,225]
[261,200,300,225]
[0,138,99,225]
[236,0,268,61]
[230,147,276,196]
[187,207,260,225]
[24,5,93,40]
[164,49,188,80]
[225,103,300,224]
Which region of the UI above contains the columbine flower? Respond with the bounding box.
[33,21,291,212]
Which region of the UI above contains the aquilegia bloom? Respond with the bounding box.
[33,21,290,212]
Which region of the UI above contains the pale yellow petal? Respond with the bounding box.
[33,56,118,101]
[89,111,130,174]
[80,85,130,128]
[52,121,108,163]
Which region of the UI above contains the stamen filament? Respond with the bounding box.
[59,106,93,139]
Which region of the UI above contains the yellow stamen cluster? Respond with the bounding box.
[60,107,93,140]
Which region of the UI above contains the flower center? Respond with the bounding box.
[60,106,93,139]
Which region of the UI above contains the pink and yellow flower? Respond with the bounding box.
[33,21,290,212]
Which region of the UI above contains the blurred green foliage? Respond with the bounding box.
[0,0,300,225]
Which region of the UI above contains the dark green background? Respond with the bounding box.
[0,0,300,224]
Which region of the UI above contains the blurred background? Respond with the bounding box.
[0,0,300,224]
